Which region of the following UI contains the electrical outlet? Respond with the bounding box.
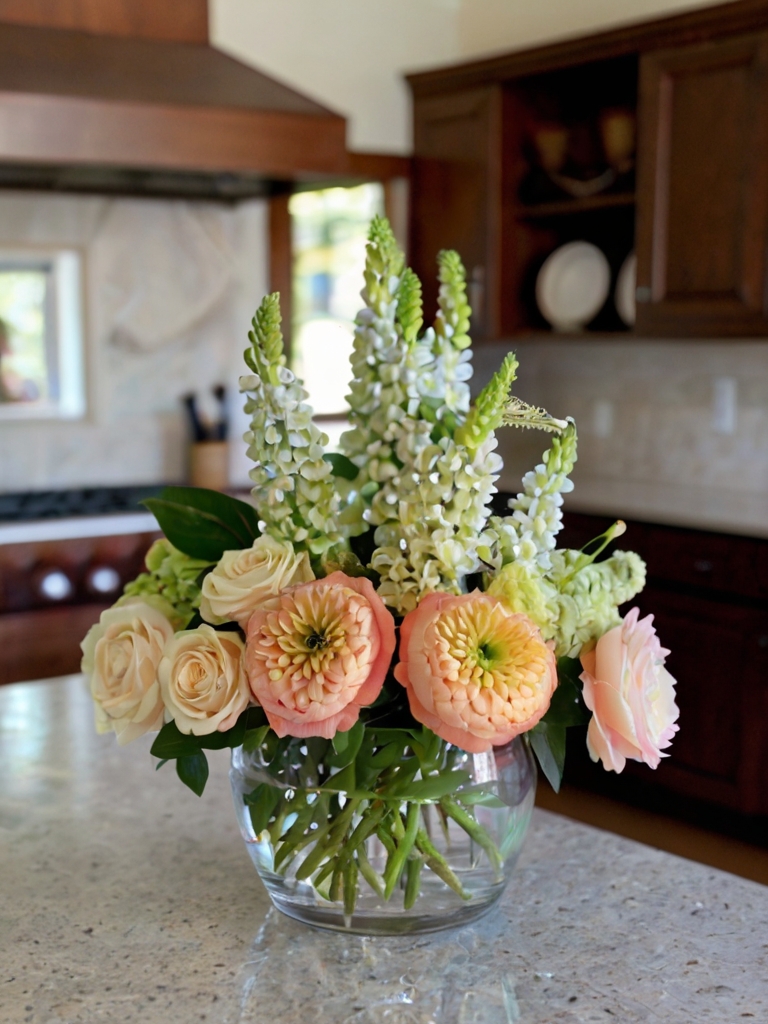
[712,377,737,434]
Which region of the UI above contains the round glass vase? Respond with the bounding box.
[230,736,536,936]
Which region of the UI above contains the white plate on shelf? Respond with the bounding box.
[615,251,636,326]
[535,241,611,332]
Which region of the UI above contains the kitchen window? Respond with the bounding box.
[289,183,385,428]
[0,249,85,420]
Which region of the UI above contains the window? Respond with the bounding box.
[0,249,85,420]
[289,184,385,420]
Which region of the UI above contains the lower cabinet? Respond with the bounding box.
[558,512,768,823]
[0,530,157,685]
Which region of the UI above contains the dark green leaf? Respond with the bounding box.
[143,486,260,562]
[323,452,359,481]
[150,707,267,760]
[151,721,202,759]
[245,784,282,834]
[542,658,590,727]
[320,761,356,794]
[331,720,365,765]
[400,770,471,801]
[176,751,209,796]
[365,742,404,770]
[529,723,566,793]
[242,725,270,754]
[155,758,170,771]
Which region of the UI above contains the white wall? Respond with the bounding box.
[210,0,727,153]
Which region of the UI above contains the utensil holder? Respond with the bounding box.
[189,441,229,491]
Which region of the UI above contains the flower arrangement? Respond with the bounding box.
[82,217,678,920]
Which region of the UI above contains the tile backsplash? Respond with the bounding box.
[0,190,765,537]
[0,191,267,493]
[474,339,768,532]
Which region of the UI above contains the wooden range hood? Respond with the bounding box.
[0,0,354,199]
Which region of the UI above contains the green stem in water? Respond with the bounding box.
[343,857,359,919]
[295,797,359,881]
[383,802,420,901]
[440,794,503,880]
[356,846,385,898]
[330,860,343,902]
[404,854,423,910]
[415,828,471,901]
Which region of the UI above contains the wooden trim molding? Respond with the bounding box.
[344,151,412,181]
[407,0,768,95]
[0,92,348,178]
[269,194,293,353]
[0,0,208,43]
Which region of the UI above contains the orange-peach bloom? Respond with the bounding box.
[395,590,557,754]
[245,571,396,739]
[580,607,679,773]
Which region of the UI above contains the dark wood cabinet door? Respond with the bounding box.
[410,87,502,338]
[635,32,768,336]
[631,586,768,814]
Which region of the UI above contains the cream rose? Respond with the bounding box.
[199,536,314,626]
[580,607,679,773]
[158,625,249,735]
[81,600,173,746]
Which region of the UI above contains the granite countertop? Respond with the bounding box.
[2,677,766,1024]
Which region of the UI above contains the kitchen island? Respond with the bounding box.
[1,676,765,1024]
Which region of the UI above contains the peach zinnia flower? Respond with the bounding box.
[245,571,396,739]
[395,590,557,754]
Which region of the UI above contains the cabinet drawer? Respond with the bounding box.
[642,526,763,598]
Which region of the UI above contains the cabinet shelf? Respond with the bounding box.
[514,192,636,220]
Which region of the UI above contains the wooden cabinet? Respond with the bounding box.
[411,88,503,338]
[408,0,768,340]
[558,512,768,823]
[636,33,768,335]
[0,530,158,684]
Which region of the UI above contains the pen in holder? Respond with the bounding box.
[183,386,230,491]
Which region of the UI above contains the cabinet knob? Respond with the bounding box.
[37,569,73,602]
[87,566,121,596]
[693,559,713,573]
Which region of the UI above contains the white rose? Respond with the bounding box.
[158,625,249,736]
[81,600,173,745]
[199,535,314,626]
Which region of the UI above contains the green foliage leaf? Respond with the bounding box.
[242,725,270,754]
[150,707,267,760]
[176,751,209,796]
[542,658,590,727]
[323,452,359,481]
[330,720,365,766]
[320,761,356,794]
[529,723,566,793]
[143,486,260,562]
[399,770,471,802]
[245,783,282,834]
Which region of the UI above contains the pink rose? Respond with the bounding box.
[580,607,679,773]
[394,590,557,754]
[245,571,396,739]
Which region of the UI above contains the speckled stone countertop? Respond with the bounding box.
[2,677,766,1024]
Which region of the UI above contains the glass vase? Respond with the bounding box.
[230,735,536,936]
